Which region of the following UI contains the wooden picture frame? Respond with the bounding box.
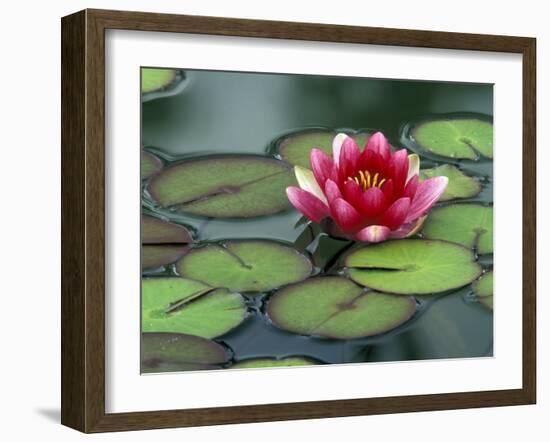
[61,8,536,433]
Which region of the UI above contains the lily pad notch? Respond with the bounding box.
[148,155,296,218]
[141,216,193,270]
[345,239,482,295]
[422,204,493,254]
[409,117,493,160]
[473,271,493,310]
[142,277,248,339]
[176,240,312,293]
[267,277,416,339]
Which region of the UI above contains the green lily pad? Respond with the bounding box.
[141,151,163,179]
[142,245,189,270]
[276,129,371,169]
[479,296,493,309]
[230,357,319,369]
[142,277,248,339]
[267,277,416,339]
[345,240,482,295]
[141,68,176,93]
[176,240,312,292]
[420,164,481,201]
[142,215,193,244]
[148,156,296,218]
[422,204,493,254]
[473,271,493,310]
[141,332,229,373]
[412,118,493,159]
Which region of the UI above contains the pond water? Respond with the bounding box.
[141,69,493,370]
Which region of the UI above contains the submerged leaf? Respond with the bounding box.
[142,215,193,244]
[176,240,312,293]
[142,245,189,270]
[149,156,296,218]
[267,277,416,339]
[345,239,482,295]
[141,151,163,179]
[141,332,229,373]
[422,204,493,253]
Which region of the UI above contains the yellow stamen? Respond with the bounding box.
[347,170,387,191]
[357,171,365,191]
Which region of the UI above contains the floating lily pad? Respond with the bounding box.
[267,277,416,339]
[422,204,493,254]
[230,357,319,369]
[276,129,371,168]
[141,332,229,373]
[141,151,163,179]
[142,245,189,270]
[141,68,176,93]
[420,164,481,201]
[473,271,493,310]
[346,240,482,295]
[142,215,193,244]
[148,156,296,218]
[142,277,248,338]
[176,240,312,292]
[412,118,493,159]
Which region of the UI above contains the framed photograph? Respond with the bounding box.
[61,9,536,433]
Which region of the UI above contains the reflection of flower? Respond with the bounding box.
[286,132,448,243]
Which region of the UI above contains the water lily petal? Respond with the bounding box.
[358,186,386,218]
[365,132,391,162]
[381,178,395,201]
[403,175,419,199]
[407,154,420,183]
[343,179,362,207]
[286,186,330,223]
[358,148,383,175]
[332,133,349,168]
[405,176,448,223]
[390,149,409,192]
[356,225,391,243]
[382,197,411,230]
[389,215,427,239]
[339,136,361,179]
[294,166,328,205]
[324,179,342,204]
[330,198,363,233]
[311,148,337,187]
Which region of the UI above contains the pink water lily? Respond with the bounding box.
[286,132,448,243]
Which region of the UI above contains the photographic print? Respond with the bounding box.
[140,67,494,374]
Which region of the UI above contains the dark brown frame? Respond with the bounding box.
[61,8,536,433]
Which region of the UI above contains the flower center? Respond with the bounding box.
[347,170,386,192]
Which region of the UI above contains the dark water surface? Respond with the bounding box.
[142,69,493,366]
